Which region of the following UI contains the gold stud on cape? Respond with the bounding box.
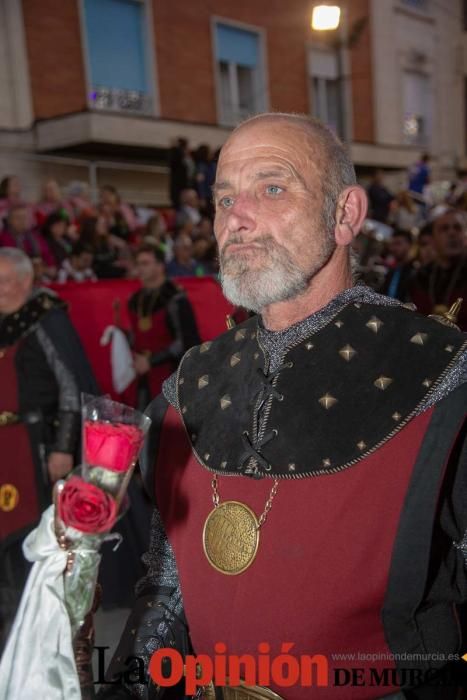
[339,345,356,361]
[374,376,393,390]
[410,332,428,346]
[230,353,241,367]
[366,316,383,333]
[319,393,338,409]
[198,375,209,389]
[220,395,232,410]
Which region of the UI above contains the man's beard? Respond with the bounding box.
[219,234,335,313]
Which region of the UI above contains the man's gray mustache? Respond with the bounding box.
[221,236,274,257]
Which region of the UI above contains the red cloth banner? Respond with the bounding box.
[49,278,236,397]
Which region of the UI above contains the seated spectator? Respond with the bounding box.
[57,243,97,283]
[99,185,137,239]
[388,190,423,232]
[79,215,128,279]
[143,212,166,246]
[176,188,202,228]
[31,256,54,286]
[380,229,415,302]
[367,169,394,223]
[416,225,436,267]
[0,176,23,227]
[41,212,73,268]
[35,179,74,226]
[66,181,96,220]
[166,234,205,277]
[142,213,173,261]
[409,208,467,329]
[0,204,55,270]
[192,233,218,276]
[196,215,215,240]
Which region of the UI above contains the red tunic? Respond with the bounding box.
[0,342,40,544]
[127,307,175,403]
[154,404,439,699]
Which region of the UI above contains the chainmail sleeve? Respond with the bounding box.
[98,508,186,699]
[98,395,188,699]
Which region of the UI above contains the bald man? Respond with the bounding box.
[100,114,466,700]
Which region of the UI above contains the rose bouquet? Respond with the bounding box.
[0,394,151,699]
[55,394,151,635]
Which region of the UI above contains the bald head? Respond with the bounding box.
[0,248,33,314]
[213,112,367,320]
[219,113,356,234]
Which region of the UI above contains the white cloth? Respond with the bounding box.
[100,325,136,393]
[0,506,81,700]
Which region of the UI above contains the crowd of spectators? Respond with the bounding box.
[359,154,467,328]
[0,141,219,286]
[0,145,466,327]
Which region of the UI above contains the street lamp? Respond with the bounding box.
[310,4,348,140]
[311,5,341,31]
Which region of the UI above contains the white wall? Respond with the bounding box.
[0,0,33,129]
[370,0,466,176]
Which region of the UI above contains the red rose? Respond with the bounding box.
[84,421,144,473]
[58,476,117,534]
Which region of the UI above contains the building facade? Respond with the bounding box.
[0,0,466,205]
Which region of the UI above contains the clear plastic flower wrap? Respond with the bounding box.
[54,395,151,636]
[81,393,151,503]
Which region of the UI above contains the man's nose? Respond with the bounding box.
[225,193,257,233]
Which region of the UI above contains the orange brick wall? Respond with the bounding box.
[19,0,375,144]
[151,0,310,124]
[348,0,375,143]
[22,0,87,119]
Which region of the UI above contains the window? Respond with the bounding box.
[82,0,152,113]
[309,49,343,136]
[214,22,266,125]
[402,71,431,146]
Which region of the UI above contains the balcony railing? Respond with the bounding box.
[89,87,152,114]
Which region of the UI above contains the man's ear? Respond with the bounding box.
[334,186,368,246]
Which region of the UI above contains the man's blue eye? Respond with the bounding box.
[266,185,283,195]
[219,196,234,208]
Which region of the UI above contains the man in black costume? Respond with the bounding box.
[128,244,201,410]
[0,247,97,654]
[100,114,466,700]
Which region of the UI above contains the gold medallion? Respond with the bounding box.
[203,500,259,575]
[0,484,19,512]
[138,316,152,331]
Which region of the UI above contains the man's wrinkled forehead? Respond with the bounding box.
[217,118,324,175]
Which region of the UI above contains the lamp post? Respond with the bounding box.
[310,4,350,142]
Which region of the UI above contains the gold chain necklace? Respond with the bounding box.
[202,475,279,575]
[137,288,160,331]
